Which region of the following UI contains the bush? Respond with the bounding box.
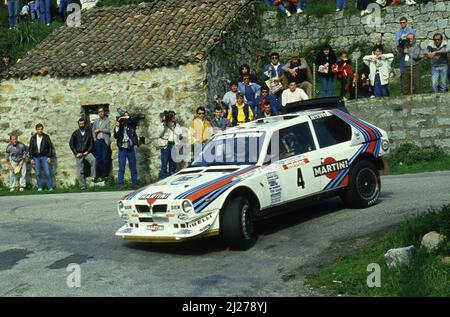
[388,143,450,167]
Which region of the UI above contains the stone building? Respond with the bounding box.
[0,0,261,187]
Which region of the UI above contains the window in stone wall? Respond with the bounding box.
[82,104,110,127]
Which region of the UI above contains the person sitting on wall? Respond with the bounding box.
[282,51,313,99]
[210,105,232,136]
[222,80,247,116]
[227,92,254,126]
[272,0,304,17]
[254,86,279,116]
[281,80,309,109]
[262,52,285,109]
[238,74,261,116]
[257,101,277,119]
[238,64,259,84]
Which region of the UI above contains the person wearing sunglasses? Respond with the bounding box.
[189,106,212,157]
[395,17,416,87]
[427,33,450,93]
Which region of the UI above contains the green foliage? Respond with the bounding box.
[0,21,62,62]
[308,205,450,296]
[386,143,450,175]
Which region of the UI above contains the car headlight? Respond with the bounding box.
[118,201,125,213]
[382,140,390,151]
[182,200,193,213]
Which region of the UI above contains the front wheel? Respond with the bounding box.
[220,195,256,250]
[341,160,380,208]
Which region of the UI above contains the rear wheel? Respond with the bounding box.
[220,195,256,250]
[341,160,380,208]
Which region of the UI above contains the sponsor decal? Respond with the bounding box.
[147,224,164,232]
[215,132,264,140]
[175,229,192,235]
[124,205,132,210]
[198,224,211,233]
[171,205,181,210]
[119,228,133,234]
[309,112,330,120]
[313,158,349,179]
[282,157,310,170]
[261,164,283,173]
[171,174,202,185]
[186,213,213,228]
[131,213,139,218]
[266,172,282,204]
[120,214,129,221]
[166,213,176,218]
[178,214,189,220]
[139,192,171,200]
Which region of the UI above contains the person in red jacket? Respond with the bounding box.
[332,52,354,100]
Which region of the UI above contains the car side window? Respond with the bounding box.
[278,123,316,160]
[312,115,352,149]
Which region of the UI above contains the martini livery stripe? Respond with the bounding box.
[176,166,258,201]
[124,187,147,201]
[323,143,369,190]
[176,165,256,199]
[332,109,382,141]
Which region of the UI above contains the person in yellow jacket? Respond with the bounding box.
[227,92,254,126]
[189,106,212,161]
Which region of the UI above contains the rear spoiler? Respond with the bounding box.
[283,96,349,114]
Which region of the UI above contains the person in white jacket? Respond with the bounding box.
[363,45,394,98]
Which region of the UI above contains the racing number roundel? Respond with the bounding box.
[323,157,339,179]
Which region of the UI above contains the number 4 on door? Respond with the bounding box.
[297,168,305,189]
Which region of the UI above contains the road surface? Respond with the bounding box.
[0,171,449,296]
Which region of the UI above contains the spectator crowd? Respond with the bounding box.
[4,0,81,29]
[3,1,450,191]
[264,0,435,17]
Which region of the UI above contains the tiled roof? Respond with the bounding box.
[5,0,253,79]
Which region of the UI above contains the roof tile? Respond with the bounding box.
[5,0,253,79]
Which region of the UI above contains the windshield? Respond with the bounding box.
[191,131,266,167]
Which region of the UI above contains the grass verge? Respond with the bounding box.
[308,205,450,296]
[386,143,450,175]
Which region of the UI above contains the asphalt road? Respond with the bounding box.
[0,171,449,297]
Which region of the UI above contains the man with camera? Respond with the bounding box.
[114,108,140,190]
[395,17,416,87]
[401,33,421,95]
[158,110,182,179]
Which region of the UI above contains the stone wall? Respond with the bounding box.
[0,63,207,187]
[262,0,450,59]
[206,0,263,106]
[346,93,450,152]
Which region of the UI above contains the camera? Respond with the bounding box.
[160,110,175,123]
[398,38,408,49]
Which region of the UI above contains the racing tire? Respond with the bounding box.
[341,160,380,208]
[220,195,256,250]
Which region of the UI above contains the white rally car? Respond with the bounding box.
[116,98,390,249]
